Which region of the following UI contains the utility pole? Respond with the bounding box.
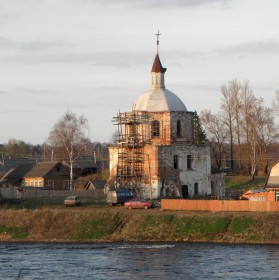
[147,154,152,201]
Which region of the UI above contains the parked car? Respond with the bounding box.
[64,196,81,207]
[124,198,152,209]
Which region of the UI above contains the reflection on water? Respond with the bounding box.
[0,242,278,279]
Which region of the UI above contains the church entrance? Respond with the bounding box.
[182,185,189,198]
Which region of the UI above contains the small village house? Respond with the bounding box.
[23,161,71,190]
[264,160,279,201]
[239,189,275,202]
[0,163,34,188]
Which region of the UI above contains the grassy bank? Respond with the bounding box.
[0,207,278,244]
[225,176,266,190]
[0,196,107,209]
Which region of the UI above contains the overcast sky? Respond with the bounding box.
[1,0,279,144]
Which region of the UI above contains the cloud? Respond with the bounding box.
[0,108,39,115]
[0,8,16,24]
[218,38,279,56]
[0,37,70,51]
[194,84,220,91]
[0,36,14,48]
[0,50,151,66]
[15,87,53,95]
[130,0,226,8]
[0,90,11,95]
[19,40,70,51]
[81,0,226,8]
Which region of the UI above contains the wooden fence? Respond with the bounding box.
[161,199,279,212]
[0,187,105,199]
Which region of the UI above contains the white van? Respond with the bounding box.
[106,189,134,206]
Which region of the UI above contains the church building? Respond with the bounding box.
[107,37,214,199]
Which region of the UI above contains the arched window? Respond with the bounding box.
[182,185,188,198]
[152,120,160,137]
[194,183,199,195]
[177,120,182,137]
[187,155,193,170]
[173,155,179,169]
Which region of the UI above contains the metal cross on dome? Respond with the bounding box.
[155,30,161,53]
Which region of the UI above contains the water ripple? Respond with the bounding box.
[0,243,278,279]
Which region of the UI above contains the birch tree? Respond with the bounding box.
[253,104,278,176]
[48,111,90,190]
[220,79,241,173]
[272,90,279,115]
[200,110,228,169]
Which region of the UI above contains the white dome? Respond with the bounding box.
[134,88,187,112]
[133,54,187,112]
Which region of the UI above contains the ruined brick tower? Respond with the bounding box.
[107,40,212,199]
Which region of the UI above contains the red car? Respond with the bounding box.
[124,198,152,209]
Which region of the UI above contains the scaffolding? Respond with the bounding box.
[111,109,150,190]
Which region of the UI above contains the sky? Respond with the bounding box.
[1,0,279,145]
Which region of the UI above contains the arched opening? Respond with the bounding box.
[194,183,199,195]
[182,185,188,198]
[187,155,193,170]
[177,120,182,137]
[151,120,160,137]
[173,155,179,169]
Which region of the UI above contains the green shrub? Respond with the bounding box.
[71,212,114,240]
[72,219,107,239]
[198,217,230,234]
[175,217,230,238]
[229,217,253,234]
[175,217,193,235]
[162,214,175,224]
[0,224,29,239]
[141,215,157,228]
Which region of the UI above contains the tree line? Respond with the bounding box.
[0,139,42,159]
[200,79,279,177]
[0,138,109,162]
[2,79,279,181]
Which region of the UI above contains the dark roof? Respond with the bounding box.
[151,54,167,73]
[0,163,34,185]
[1,158,37,165]
[91,181,106,189]
[74,180,105,189]
[0,159,37,176]
[74,159,97,169]
[0,164,17,176]
[24,161,61,178]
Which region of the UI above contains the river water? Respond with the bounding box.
[0,242,278,279]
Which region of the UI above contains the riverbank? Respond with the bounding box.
[0,207,278,244]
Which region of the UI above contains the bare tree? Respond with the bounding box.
[220,79,241,173]
[48,111,90,190]
[110,130,119,144]
[272,90,279,115]
[200,110,228,169]
[253,104,278,176]
[237,81,257,175]
[201,80,278,176]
